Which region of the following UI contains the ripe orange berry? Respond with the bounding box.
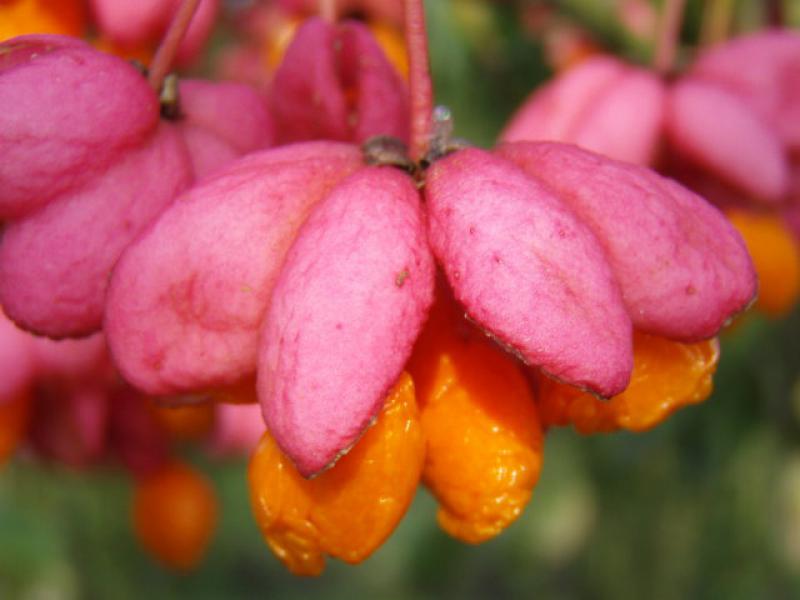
[248,372,424,576]
[151,401,215,442]
[0,0,85,40]
[132,461,219,571]
[0,391,30,465]
[727,210,800,317]
[407,292,544,544]
[537,331,719,433]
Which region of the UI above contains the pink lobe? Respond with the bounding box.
[177,79,274,178]
[498,141,757,341]
[0,35,159,218]
[0,124,192,338]
[665,78,789,203]
[425,148,633,397]
[105,142,362,395]
[500,55,664,165]
[260,167,434,476]
[690,29,800,151]
[270,17,408,144]
[90,0,219,65]
[90,0,171,45]
[338,20,409,143]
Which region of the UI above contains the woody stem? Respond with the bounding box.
[405,0,434,163]
[653,0,687,74]
[148,0,202,91]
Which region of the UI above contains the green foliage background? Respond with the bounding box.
[2,1,800,598]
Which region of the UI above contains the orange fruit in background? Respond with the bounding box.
[133,461,219,571]
[151,401,215,442]
[248,372,424,576]
[727,210,800,318]
[407,291,544,544]
[537,331,719,434]
[0,0,85,40]
[0,391,30,465]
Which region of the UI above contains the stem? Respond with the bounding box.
[148,0,202,91]
[653,0,687,74]
[405,0,433,163]
[319,0,337,23]
[700,0,734,47]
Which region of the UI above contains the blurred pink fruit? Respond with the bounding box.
[0,35,273,338]
[270,17,408,144]
[90,0,219,66]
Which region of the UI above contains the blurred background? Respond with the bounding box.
[2,0,800,598]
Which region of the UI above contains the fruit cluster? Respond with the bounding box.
[0,0,790,577]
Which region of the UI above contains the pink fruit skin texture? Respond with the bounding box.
[177,79,275,179]
[0,35,159,218]
[105,142,362,396]
[0,124,192,338]
[425,148,633,398]
[90,0,219,65]
[260,167,434,477]
[270,17,408,144]
[497,142,757,341]
[500,55,665,166]
[665,78,789,203]
[690,30,800,151]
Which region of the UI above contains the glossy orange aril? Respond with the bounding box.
[132,461,219,571]
[537,331,719,433]
[248,372,424,576]
[407,291,544,544]
[727,209,800,317]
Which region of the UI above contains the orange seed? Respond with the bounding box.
[407,292,544,544]
[132,461,219,571]
[537,331,719,433]
[728,209,800,317]
[248,372,424,576]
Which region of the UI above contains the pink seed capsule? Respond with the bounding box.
[259,166,434,476]
[105,142,362,395]
[425,147,633,398]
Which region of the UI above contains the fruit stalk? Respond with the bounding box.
[148,0,202,91]
[404,0,434,162]
[653,0,686,74]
